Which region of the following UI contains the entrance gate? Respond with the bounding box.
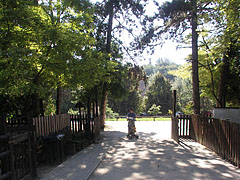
[171,115,192,143]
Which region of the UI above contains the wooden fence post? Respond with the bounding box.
[0,114,7,135]
[171,117,179,143]
[173,90,176,117]
[27,111,37,178]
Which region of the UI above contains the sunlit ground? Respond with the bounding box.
[106,117,171,121]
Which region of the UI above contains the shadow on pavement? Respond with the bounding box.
[40,131,126,180]
[90,131,240,180]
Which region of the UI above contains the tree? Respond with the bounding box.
[140,0,218,114]
[195,0,240,107]
[107,63,146,115]
[0,0,106,117]
[146,72,172,115]
[94,0,148,128]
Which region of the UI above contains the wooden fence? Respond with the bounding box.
[33,114,70,138]
[70,115,85,135]
[70,115,95,137]
[178,115,192,139]
[0,134,11,180]
[1,113,97,180]
[192,114,240,167]
[171,114,240,168]
[0,132,33,180]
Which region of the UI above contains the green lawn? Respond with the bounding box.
[106,117,171,121]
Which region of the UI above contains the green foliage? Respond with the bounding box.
[184,101,194,115]
[146,72,173,115]
[0,0,112,116]
[196,0,240,107]
[68,108,79,115]
[148,104,162,116]
[107,63,146,115]
[106,106,119,119]
[44,96,56,116]
[108,89,141,115]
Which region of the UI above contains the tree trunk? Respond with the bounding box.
[32,77,41,117]
[191,0,200,114]
[100,83,108,129]
[32,93,41,117]
[217,55,229,107]
[106,0,113,53]
[95,85,99,117]
[99,0,114,129]
[56,86,62,115]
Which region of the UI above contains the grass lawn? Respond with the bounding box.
[106,117,171,121]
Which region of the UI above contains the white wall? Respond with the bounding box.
[213,108,240,123]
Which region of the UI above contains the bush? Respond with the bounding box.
[106,106,119,119]
[148,104,162,116]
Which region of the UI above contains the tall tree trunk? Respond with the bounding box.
[99,0,114,129]
[95,85,99,117]
[217,55,229,107]
[32,77,41,117]
[56,86,62,115]
[106,0,113,53]
[191,0,200,114]
[100,83,108,129]
[32,93,41,117]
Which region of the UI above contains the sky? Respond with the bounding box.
[139,41,192,65]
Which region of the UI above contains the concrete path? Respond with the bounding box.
[41,121,240,180]
[40,130,123,180]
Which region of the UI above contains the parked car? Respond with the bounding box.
[140,113,150,116]
[176,111,184,116]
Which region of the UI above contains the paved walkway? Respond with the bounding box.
[40,121,240,180]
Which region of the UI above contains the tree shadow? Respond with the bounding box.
[90,130,240,180]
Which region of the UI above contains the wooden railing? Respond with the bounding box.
[192,114,240,167]
[33,114,70,138]
[172,114,240,167]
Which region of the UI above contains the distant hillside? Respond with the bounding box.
[142,59,180,81]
